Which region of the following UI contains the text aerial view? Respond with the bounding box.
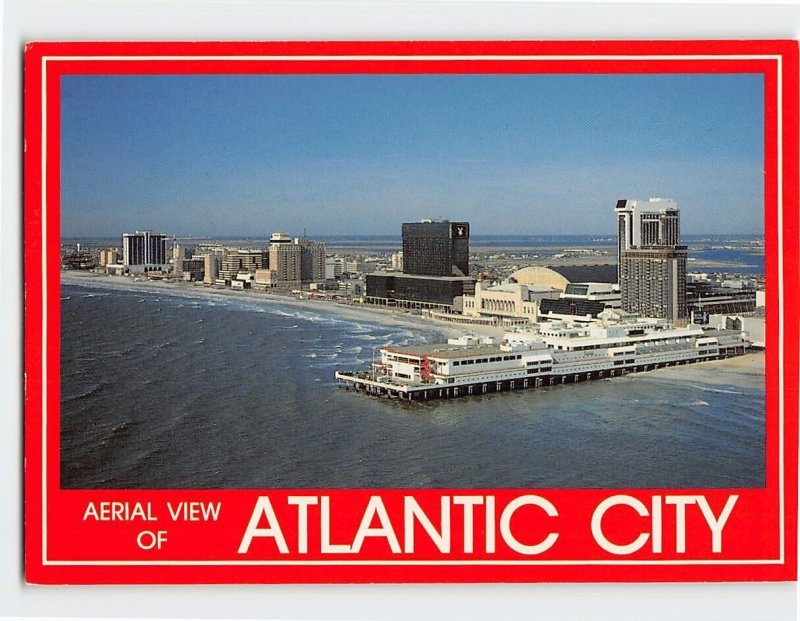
[59,73,765,489]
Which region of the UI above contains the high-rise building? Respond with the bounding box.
[366,219,475,310]
[268,236,302,288]
[202,253,221,284]
[122,231,168,273]
[218,249,267,283]
[401,220,469,277]
[298,238,326,283]
[172,242,188,277]
[615,198,680,259]
[269,232,293,245]
[615,198,687,324]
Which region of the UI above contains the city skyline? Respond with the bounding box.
[61,73,764,238]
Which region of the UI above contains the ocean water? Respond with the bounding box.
[61,280,765,489]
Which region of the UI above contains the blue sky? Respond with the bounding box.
[60,73,764,237]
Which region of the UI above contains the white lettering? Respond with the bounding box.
[665,496,697,554]
[320,496,352,553]
[592,495,650,555]
[696,495,738,553]
[651,495,662,554]
[83,502,99,521]
[453,495,483,554]
[167,501,220,521]
[288,496,318,554]
[351,496,401,554]
[404,496,450,554]
[238,496,288,554]
[485,496,496,554]
[499,495,559,555]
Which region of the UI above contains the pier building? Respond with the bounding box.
[335,310,749,401]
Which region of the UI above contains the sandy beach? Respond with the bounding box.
[60,271,492,340]
[61,271,765,386]
[629,350,764,389]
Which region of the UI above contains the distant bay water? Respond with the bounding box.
[63,234,766,275]
[61,278,765,489]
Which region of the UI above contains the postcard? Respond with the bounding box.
[24,40,798,583]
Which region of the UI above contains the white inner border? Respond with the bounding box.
[40,51,785,568]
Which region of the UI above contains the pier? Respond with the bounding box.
[334,345,748,402]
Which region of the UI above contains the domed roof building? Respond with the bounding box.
[507,266,570,292]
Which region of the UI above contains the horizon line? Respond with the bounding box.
[60,232,766,240]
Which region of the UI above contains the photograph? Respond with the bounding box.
[22,40,796,586]
[59,71,766,490]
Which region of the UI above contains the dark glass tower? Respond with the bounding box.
[401,220,470,277]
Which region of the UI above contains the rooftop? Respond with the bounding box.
[383,342,507,360]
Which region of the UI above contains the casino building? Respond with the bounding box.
[401,220,470,277]
[615,198,688,325]
[366,219,476,310]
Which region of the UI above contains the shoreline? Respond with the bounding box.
[60,271,499,340]
[629,351,764,390]
[61,271,764,387]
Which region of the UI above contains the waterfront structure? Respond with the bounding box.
[218,249,267,284]
[538,282,622,323]
[458,276,620,326]
[269,232,293,245]
[538,298,607,323]
[268,237,302,288]
[202,253,221,285]
[561,282,620,306]
[620,247,688,324]
[687,278,758,319]
[508,266,570,292]
[172,241,187,262]
[180,258,205,281]
[615,198,680,256]
[366,273,475,309]
[335,309,749,401]
[615,198,688,325]
[462,281,560,323]
[366,219,476,309]
[172,243,188,277]
[298,238,326,283]
[337,276,366,297]
[122,231,168,273]
[707,314,765,348]
[98,248,119,267]
[402,219,469,277]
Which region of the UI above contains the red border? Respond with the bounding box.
[23,40,799,584]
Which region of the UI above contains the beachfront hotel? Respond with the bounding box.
[120,230,169,274]
[615,198,688,325]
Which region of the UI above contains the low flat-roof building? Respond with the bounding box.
[365,273,475,310]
